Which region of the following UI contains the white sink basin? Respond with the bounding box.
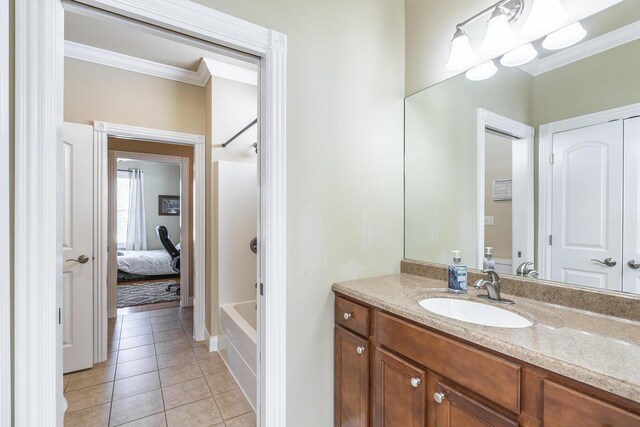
[418,298,533,328]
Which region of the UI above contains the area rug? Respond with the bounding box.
[117,280,180,308]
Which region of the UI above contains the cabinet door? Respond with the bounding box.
[544,380,640,427]
[335,326,368,427]
[373,346,426,427]
[432,380,518,427]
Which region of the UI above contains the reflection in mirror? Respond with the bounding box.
[404,0,640,294]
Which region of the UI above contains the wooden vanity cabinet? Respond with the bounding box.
[335,296,371,427]
[335,326,369,427]
[333,293,640,427]
[373,346,426,426]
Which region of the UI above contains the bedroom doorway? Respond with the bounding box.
[111,153,185,312]
[108,144,193,315]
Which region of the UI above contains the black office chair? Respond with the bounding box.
[156,225,181,295]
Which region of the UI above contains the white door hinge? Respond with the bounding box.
[549,153,555,165]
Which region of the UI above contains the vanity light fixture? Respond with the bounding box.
[523,0,568,36]
[481,7,517,55]
[542,22,587,50]
[500,43,538,67]
[465,60,498,81]
[446,26,479,71]
[446,0,523,71]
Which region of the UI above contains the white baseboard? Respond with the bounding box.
[204,328,222,352]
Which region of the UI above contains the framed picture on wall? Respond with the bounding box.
[159,195,180,216]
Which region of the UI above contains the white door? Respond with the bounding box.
[511,137,534,274]
[623,117,640,294]
[62,122,94,373]
[550,121,623,291]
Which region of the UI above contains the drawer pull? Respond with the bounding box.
[356,346,365,355]
[410,377,421,388]
[343,312,352,320]
[434,392,445,404]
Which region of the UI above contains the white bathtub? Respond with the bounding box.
[220,300,257,410]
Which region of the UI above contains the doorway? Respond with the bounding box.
[476,109,535,273]
[110,151,188,312]
[15,1,287,425]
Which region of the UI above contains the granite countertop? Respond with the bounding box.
[332,273,640,404]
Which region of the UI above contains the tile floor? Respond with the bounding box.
[63,306,255,427]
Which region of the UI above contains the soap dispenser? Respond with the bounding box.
[483,247,495,271]
[448,250,468,294]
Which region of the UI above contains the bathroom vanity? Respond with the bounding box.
[332,268,640,427]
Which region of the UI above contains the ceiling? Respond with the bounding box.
[64,9,258,73]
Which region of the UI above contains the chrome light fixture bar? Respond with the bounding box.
[447,0,524,71]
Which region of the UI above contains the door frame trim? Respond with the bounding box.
[106,148,193,339]
[538,101,640,279]
[476,108,535,270]
[0,0,11,423]
[99,124,202,333]
[14,1,287,425]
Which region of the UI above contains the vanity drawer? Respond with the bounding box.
[543,380,640,427]
[375,311,521,413]
[335,296,370,337]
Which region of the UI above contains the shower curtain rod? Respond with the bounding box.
[222,118,258,148]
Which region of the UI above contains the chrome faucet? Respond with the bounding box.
[473,269,514,304]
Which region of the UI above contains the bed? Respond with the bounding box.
[117,250,178,281]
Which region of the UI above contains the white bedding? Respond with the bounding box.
[117,250,177,276]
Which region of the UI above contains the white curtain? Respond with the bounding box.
[125,169,147,250]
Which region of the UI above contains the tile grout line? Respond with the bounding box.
[107,314,123,427]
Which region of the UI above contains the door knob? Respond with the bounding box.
[628,260,640,270]
[356,346,365,355]
[410,378,421,388]
[433,392,445,404]
[343,312,352,320]
[66,255,89,264]
[590,258,617,267]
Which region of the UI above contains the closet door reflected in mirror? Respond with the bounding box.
[623,117,640,294]
[549,121,623,291]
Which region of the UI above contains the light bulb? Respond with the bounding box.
[542,22,587,50]
[500,43,538,67]
[523,0,568,37]
[465,60,498,81]
[446,27,479,71]
[481,8,517,56]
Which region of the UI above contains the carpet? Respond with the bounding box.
[117,280,180,308]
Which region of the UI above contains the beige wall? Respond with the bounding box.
[64,58,206,134]
[532,39,640,126]
[116,160,182,250]
[484,132,512,260]
[405,0,624,96]
[193,1,405,425]
[405,66,532,267]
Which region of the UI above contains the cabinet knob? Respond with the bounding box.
[410,377,421,388]
[433,392,445,404]
[356,346,365,355]
[343,312,352,320]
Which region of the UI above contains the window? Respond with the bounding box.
[116,170,130,249]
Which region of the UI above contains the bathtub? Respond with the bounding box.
[219,300,257,410]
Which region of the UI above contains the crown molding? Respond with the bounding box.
[64,40,257,86]
[520,20,640,76]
